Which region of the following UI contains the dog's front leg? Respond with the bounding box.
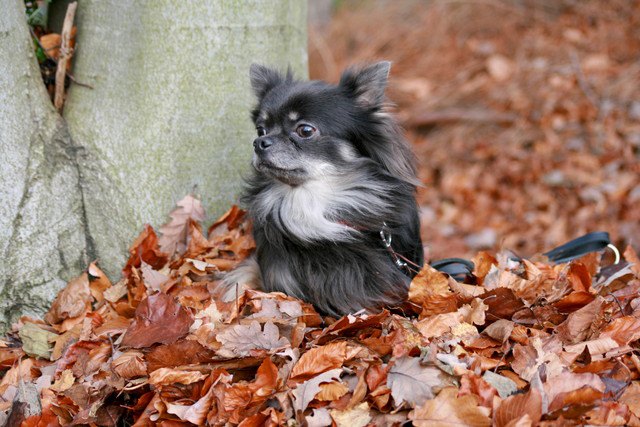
[217,255,263,301]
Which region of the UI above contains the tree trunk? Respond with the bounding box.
[0,0,307,330]
[0,0,88,330]
[65,0,307,277]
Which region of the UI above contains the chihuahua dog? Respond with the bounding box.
[222,62,423,317]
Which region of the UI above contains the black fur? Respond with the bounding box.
[242,62,423,317]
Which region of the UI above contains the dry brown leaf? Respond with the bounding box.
[494,388,542,427]
[158,194,206,257]
[87,262,112,303]
[148,367,206,386]
[387,357,444,408]
[167,385,215,425]
[408,264,457,317]
[330,402,372,427]
[290,341,347,382]
[121,293,193,348]
[292,368,343,413]
[620,382,640,418]
[44,272,92,325]
[316,380,349,401]
[599,316,640,346]
[216,321,289,358]
[512,336,565,381]
[409,387,491,427]
[139,261,169,293]
[112,351,147,379]
[555,297,603,344]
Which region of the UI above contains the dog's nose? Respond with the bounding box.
[253,137,273,152]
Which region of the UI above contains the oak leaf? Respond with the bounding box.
[216,321,289,358]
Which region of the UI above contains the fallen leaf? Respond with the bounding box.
[387,357,444,407]
[140,261,169,293]
[316,381,349,401]
[148,367,207,386]
[18,323,57,359]
[44,273,92,325]
[121,293,193,348]
[87,262,112,303]
[599,316,640,345]
[166,386,215,425]
[291,368,342,413]
[409,387,491,426]
[494,388,542,427]
[408,265,457,316]
[306,408,333,427]
[330,402,372,427]
[158,194,206,257]
[112,351,147,379]
[620,382,640,417]
[216,321,290,357]
[50,369,75,392]
[290,341,347,382]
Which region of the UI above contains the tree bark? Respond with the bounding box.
[0,0,88,330]
[0,0,307,330]
[64,0,307,277]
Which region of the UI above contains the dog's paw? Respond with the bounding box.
[217,256,263,302]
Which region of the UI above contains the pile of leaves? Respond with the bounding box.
[309,0,640,261]
[2,195,640,426]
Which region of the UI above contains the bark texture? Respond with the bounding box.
[0,0,88,330]
[0,0,307,330]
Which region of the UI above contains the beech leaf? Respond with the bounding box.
[387,357,444,407]
[409,387,491,427]
[159,194,206,257]
[121,293,193,348]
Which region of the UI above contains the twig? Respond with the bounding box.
[67,72,94,89]
[54,1,77,112]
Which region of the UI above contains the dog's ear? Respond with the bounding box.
[339,61,391,109]
[250,64,288,100]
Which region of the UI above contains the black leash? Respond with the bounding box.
[430,231,619,282]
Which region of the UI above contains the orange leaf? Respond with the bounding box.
[290,341,347,382]
[408,265,457,317]
[494,388,542,427]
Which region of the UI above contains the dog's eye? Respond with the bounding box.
[256,126,266,137]
[296,124,317,138]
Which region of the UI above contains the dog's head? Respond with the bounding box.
[248,62,417,186]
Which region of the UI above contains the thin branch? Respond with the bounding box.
[54,1,77,112]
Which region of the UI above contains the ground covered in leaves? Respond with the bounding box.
[309,0,640,261]
[2,195,640,426]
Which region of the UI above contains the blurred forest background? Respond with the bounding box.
[308,0,640,262]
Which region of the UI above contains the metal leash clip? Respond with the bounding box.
[380,223,409,271]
